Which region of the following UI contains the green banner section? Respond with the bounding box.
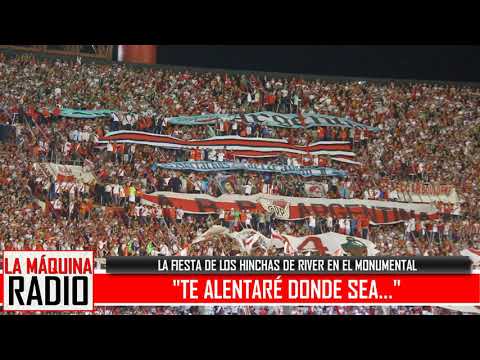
[59,108,116,119]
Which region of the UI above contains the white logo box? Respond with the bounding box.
[3,251,94,312]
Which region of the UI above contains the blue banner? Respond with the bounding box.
[166,111,380,131]
[156,161,347,178]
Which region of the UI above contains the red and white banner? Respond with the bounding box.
[271,231,380,256]
[141,191,439,224]
[33,163,95,184]
[99,131,356,158]
[397,183,460,204]
[2,272,478,307]
[192,226,278,254]
[304,182,327,197]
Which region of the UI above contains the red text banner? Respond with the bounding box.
[1,273,479,306]
[140,192,439,224]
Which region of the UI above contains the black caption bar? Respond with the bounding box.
[106,256,472,274]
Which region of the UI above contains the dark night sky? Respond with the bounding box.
[156,46,480,83]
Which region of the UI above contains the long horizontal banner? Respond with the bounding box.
[106,256,471,274]
[272,231,380,256]
[156,161,347,178]
[33,162,95,184]
[58,108,116,119]
[219,151,362,165]
[190,226,379,256]
[99,132,356,158]
[140,192,439,224]
[166,111,380,131]
[397,184,461,204]
[2,273,476,306]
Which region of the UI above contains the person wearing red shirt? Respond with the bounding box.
[317,127,326,140]
[52,106,61,123]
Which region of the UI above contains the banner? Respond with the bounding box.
[166,111,380,131]
[58,108,116,119]
[258,197,291,220]
[272,231,379,256]
[192,226,378,256]
[216,174,237,194]
[34,163,95,184]
[99,132,356,158]
[192,226,281,254]
[157,161,347,178]
[304,182,328,197]
[140,191,439,224]
[397,183,461,204]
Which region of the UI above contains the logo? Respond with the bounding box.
[3,251,94,312]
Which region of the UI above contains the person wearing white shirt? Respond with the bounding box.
[326,216,333,231]
[68,201,75,220]
[308,215,316,234]
[217,151,225,162]
[363,189,369,200]
[68,184,76,199]
[208,149,217,161]
[159,244,171,256]
[156,206,164,224]
[443,222,451,241]
[405,218,415,241]
[432,222,439,243]
[389,188,399,201]
[126,114,133,128]
[104,184,112,205]
[120,113,128,127]
[112,112,120,131]
[232,119,238,134]
[110,183,118,205]
[53,198,62,219]
[81,131,90,142]
[176,208,184,223]
[244,183,252,196]
[338,218,346,234]
[141,206,149,225]
[134,204,142,220]
[345,218,351,236]
[219,208,225,226]
[218,119,225,134]
[63,141,72,156]
[118,185,126,205]
[245,211,252,228]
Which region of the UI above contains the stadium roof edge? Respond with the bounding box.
[2,46,480,88]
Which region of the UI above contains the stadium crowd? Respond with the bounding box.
[0,51,479,315]
[1,305,472,315]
